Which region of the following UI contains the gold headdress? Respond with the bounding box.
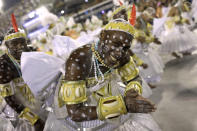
[4,14,26,41]
[104,3,137,38]
[104,19,136,37]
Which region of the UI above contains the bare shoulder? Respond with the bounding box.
[65,44,93,81]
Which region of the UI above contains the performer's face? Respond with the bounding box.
[100,30,133,68]
[5,38,28,60]
[113,9,128,21]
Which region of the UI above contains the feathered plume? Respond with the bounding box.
[129,4,136,26]
[119,0,123,6]
[11,13,19,32]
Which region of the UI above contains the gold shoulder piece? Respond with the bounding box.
[97,95,127,120]
[117,57,139,82]
[59,80,87,105]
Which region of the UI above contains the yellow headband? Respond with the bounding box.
[4,32,26,41]
[103,19,136,37]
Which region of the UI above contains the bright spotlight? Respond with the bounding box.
[61,10,65,14]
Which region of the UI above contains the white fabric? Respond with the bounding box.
[76,28,101,46]
[191,0,197,21]
[160,25,197,53]
[40,12,58,27]
[113,0,125,6]
[0,116,14,131]
[21,52,65,96]
[52,35,80,60]
[116,114,161,131]
[153,17,167,37]
[67,17,76,28]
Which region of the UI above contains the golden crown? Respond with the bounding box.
[4,32,26,41]
[103,19,136,37]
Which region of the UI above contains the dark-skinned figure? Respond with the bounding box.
[0,14,45,131]
[44,17,161,131]
[112,4,164,89]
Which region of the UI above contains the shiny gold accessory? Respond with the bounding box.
[92,83,112,101]
[97,95,127,120]
[104,19,136,37]
[13,77,35,104]
[4,32,26,41]
[19,107,39,125]
[117,56,139,82]
[59,80,87,105]
[0,83,14,97]
[86,73,111,87]
[91,44,110,68]
[125,81,142,95]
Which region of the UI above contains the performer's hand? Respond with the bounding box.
[124,89,156,113]
[141,63,148,69]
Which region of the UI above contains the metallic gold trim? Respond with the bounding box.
[59,80,87,105]
[124,81,142,95]
[19,107,39,125]
[117,57,139,82]
[13,77,35,104]
[86,73,111,87]
[4,32,26,41]
[104,20,136,37]
[92,83,112,101]
[0,83,14,97]
[97,95,127,120]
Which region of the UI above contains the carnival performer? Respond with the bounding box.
[44,18,161,131]
[111,4,155,96]
[113,3,164,89]
[159,0,197,58]
[0,14,45,131]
